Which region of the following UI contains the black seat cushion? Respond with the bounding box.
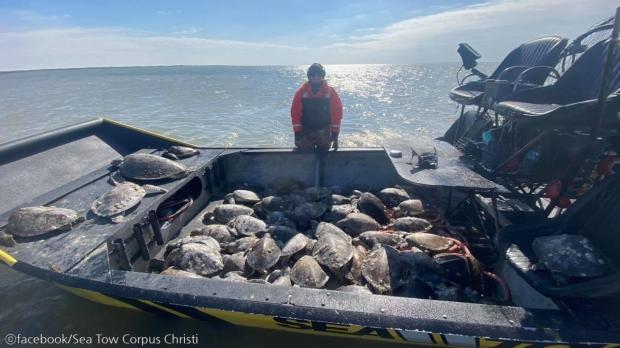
[449,36,568,106]
[496,39,620,123]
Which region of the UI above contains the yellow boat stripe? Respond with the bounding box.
[431,333,449,346]
[58,285,139,311]
[102,118,197,147]
[0,248,17,266]
[139,300,191,319]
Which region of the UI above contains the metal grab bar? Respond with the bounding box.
[512,66,560,92]
[496,65,529,81]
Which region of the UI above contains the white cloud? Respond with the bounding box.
[0,0,617,70]
[326,0,617,62]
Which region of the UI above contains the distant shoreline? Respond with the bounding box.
[0,62,486,75]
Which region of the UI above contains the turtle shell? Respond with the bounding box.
[361,245,410,294]
[336,213,380,236]
[357,192,389,225]
[358,231,405,249]
[281,233,311,258]
[290,256,330,288]
[7,206,81,237]
[233,190,261,205]
[227,215,267,236]
[191,224,236,244]
[212,204,254,224]
[378,187,410,208]
[532,234,609,278]
[405,232,454,252]
[397,199,425,217]
[166,146,199,159]
[394,217,432,233]
[91,182,145,220]
[312,229,354,269]
[246,234,282,272]
[118,153,189,180]
[164,242,223,276]
[225,235,259,254]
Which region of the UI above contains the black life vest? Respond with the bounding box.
[301,90,331,133]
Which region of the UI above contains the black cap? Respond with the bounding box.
[307,63,326,79]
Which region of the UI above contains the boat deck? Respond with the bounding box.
[3,147,223,273]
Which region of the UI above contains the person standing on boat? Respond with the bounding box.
[291,63,343,151]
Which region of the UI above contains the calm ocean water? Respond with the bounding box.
[0,64,494,347]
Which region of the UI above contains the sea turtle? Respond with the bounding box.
[395,199,425,217]
[291,202,327,222]
[284,193,308,209]
[345,245,368,285]
[164,238,223,277]
[267,225,299,243]
[6,206,84,238]
[314,222,352,242]
[190,224,237,244]
[113,153,190,180]
[165,235,220,257]
[230,189,261,206]
[253,196,289,218]
[0,232,15,247]
[357,192,389,225]
[212,204,254,224]
[532,234,609,278]
[281,233,311,259]
[246,234,282,272]
[405,232,454,253]
[378,187,410,208]
[161,145,200,160]
[394,217,432,233]
[336,213,380,236]
[265,211,296,230]
[323,204,356,223]
[91,180,166,223]
[222,252,250,274]
[358,231,406,249]
[227,215,267,236]
[290,255,330,288]
[222,271,248,282]
[394,276,435,299]
[361,245,412,294]
[160,267,204,279]
[433,252,482,289]
[303,186,331,202]
[267,267,292,287]
[330,194,351,205]
[225,235,259,254]
[312,229,354,270]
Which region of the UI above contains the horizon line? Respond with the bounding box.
[0,61,503,74]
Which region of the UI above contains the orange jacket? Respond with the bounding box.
[291,82,343,135]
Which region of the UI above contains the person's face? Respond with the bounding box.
[309,73,324,83]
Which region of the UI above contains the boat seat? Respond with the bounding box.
[495,173,620,298]
[449,36,568,107]
[449,82,485,106]
[495,39,620,125]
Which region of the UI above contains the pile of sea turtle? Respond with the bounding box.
[161,184,506,303]
[1,147,199,245]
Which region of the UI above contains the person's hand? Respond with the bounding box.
[332,133,339,150]
[294,133,302,147]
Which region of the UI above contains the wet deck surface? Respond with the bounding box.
[3,149,222,273]
[383,138,498,192]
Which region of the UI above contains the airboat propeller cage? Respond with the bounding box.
[458,43,481,70]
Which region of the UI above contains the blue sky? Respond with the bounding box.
[0,0,616,70]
